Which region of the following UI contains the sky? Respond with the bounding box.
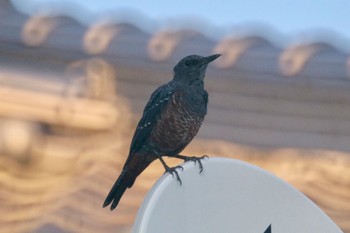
[12,0,350,48]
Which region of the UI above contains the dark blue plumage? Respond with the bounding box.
[103,54,220,210]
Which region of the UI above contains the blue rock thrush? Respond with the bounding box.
[103,54,221,210]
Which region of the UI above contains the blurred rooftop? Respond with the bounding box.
[1,0,350,150]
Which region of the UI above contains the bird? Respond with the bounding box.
[103,54,221,210]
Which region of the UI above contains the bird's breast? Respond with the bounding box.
[150,91,206,154]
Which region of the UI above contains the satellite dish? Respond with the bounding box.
[133,157,342,233]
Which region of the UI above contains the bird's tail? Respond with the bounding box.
[103,156,154,210]
[103,170,131,210]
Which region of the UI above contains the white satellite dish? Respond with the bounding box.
[133,157,342,233]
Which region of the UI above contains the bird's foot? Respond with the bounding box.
[180,155,208,173]
[164,165,183,185]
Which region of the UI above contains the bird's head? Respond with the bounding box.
[173,54,220,85]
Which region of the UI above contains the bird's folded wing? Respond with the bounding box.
[126,84,176,160]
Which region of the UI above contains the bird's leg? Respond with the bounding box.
[174,154,208,173]
[158,156,183,185]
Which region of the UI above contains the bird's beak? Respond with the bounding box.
[200,54,221,65]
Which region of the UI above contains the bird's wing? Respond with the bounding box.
[126,83,175,160]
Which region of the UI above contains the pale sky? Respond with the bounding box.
[12,0,350,48]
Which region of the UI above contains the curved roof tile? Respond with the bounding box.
[279,42,344,76]
[83,22,121,55]
[213,36,274,68]
[148,30,199,61]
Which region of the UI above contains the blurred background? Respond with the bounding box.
[0,0,349,232]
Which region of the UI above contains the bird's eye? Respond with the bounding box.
[184,60,192,67]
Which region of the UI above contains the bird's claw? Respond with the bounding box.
[183,155,208,173]
[165,166,183,185]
